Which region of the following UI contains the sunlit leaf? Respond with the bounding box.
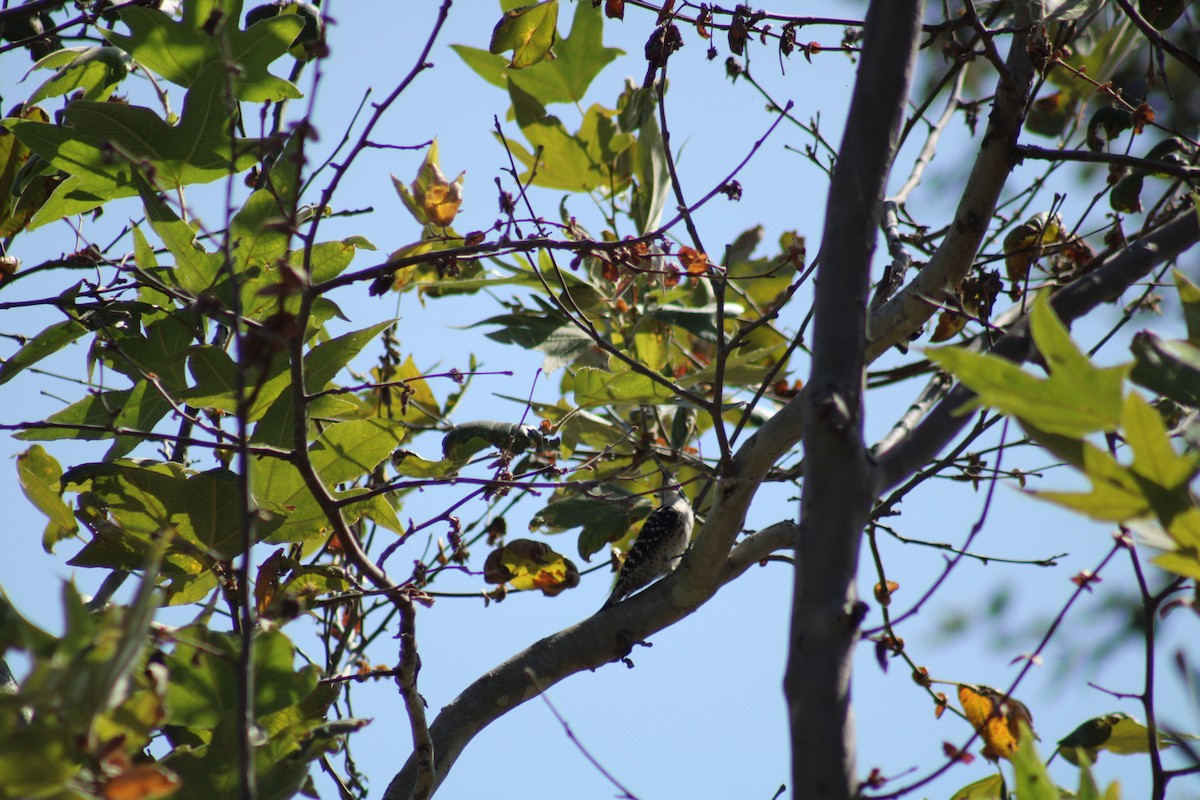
[102,0,303,101]
[12,64,266,227]
[26,45,131,104]
[928,299,1128,437]
[1009,721,1058,800]
[0,318,87,386]
[453,0,620,104]
[483,538,580,595]
[16,446,78,552]
[489,0,559,69]
[958,684,1035,762]
[574,362,676,407]
[949,774,1005,800]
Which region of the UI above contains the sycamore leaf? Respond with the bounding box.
[12,63,266,227]
[16,445,78,552]
[0,318,88,386]
[948,774,1005,800]
[574,362,676,407]
[958,684,1035,762]
[1009,721,1058,800]
[1173,269,1200,345]
[390,450,457,478]
[483,538,579,596]
[1058,712,1180,766]
[503,82,606,192]
[453,0,620,104]
[928,299,1128,437]
[1033,395,1200,542]
[26,46,131,104]
[489,0,559,69]
[102,0,303,102]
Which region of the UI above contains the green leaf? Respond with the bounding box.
[489,0,558,69]
[134,177,224,294]
[573,362,677,407]
[12,63,266,228]
[949,774,1005,800]
[629,104,669,232]
[66,461,254,559]
[442,421,551,462]
[102,0,303,102]
[633,321,669,372]
[1030,394,1200,579]
[131,224,157,269]
[165,626,316,729]
[26,46,132,104]
[309,418,408,487]
[178,345,291,421]
[390,449,457,478]
[1010,722,1060,800]
[249,319,394,447]
[228,138,304,276]
[530,489,649,561]
[1173,270,1200,345]
[103,379,173,460]
[254,412,405,543]
[1034,438,1153,521]
[15,388,134,442]
[454,0,619,104]
[1075,758,1102,800]
[1058,712,1177,766]
[1124,392,1199,490]
[504,82,602,192]
[0,318,87,386]
[0,725,76,796]
[305,320,395,392]
[16,446,78,552]
[928,300,1129,437]
[474,303,593,371]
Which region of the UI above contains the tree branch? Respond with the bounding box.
[1111,0,1200,78]
[785,1,925,798]
[865,4,1035,362]
[382,521,796,799]
[873,205,1200,493]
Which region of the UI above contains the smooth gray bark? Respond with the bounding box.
[784,2,925,798]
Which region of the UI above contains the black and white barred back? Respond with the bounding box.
[601,490,694,610]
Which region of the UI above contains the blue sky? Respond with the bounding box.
[1,2,1198,798]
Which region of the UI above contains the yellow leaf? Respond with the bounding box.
[958,684,1035,762]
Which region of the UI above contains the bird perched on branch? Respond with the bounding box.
[601,488,694,610]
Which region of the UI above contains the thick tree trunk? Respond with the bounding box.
[784,1,924,797]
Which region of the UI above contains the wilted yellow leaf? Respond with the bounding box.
[958,683,1035,762]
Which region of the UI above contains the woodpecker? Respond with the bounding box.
[601,489,694,610]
